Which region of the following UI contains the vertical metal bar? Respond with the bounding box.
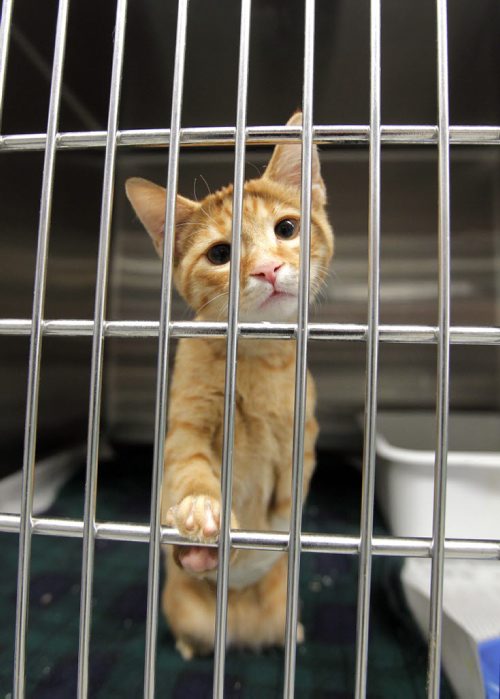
[142,2,189,697]
[282,0,315,696]
[12,1,70,696]
[427,0,451,696]
[354,0,381,696]
[76,1,127,695]
[212,1,251,696]
[0,0,14,129]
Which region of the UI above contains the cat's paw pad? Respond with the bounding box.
[177,544,219,574]
[166,495,220,541]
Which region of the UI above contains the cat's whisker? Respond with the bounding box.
[246,160,263,178]
[311,287,328,305]
[310,261,332,275]
[193,176,200,203]
[199,205,220,228]
[312,275,329,293]
[199,174,212,198]
[216,306,228,322]
[196,290,229,316]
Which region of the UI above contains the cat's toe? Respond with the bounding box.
[202,497,220,537]
[165,506,176,527]
[171,495,221,542]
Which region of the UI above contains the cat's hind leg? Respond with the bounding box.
[230,554,305,650]
[162,550,302,658]
[162,548,217,659]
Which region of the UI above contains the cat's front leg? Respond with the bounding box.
[162,359,240,574]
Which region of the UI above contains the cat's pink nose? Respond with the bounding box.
[251,260,283,286]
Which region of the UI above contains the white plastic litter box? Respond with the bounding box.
[375,412,500,540]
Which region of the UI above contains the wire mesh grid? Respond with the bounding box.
[0,0,499,697]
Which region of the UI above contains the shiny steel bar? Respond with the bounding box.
[76,1,127,696]
[142,2,189,697]
[1,319,499,345]
[427,1,451,697]
[1,513,499,558]
[283,1,315,695]
[12,1,70,696]
[212,1,251,695]
[354,1,381,697]
[0,0,14,128]
[1,125,500,151]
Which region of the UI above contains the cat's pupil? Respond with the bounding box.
[274,218,296,239]
[207,243,231,265]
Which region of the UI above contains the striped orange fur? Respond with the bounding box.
[126,113,334,659]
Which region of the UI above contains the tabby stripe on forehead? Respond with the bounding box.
[249,194,263,215]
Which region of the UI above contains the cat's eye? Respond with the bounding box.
[207,243,231,265]
[274,218,298,240]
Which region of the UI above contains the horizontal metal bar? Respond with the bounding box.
[1,125,499,152]
[0,513,498,558]
[1,319,499,344]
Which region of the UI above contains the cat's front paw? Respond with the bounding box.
[166,494,221,541]
[166,495,228,575]
[166,495,240,574]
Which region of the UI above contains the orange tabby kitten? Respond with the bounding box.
[125,113,333,659]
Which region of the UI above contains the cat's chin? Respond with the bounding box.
[240,294,298,323]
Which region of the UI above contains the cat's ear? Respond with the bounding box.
[263,112,326,205]
[125,177,198,258]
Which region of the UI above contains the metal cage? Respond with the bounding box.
[0,0,499,697]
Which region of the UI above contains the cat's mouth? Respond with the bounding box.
[259,290,296,308]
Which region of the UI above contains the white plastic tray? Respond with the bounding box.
[375,412,500,539]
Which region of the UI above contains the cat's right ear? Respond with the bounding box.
[263,112,326,205]
[125,177,198,259]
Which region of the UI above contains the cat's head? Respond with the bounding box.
[125,113,333,322]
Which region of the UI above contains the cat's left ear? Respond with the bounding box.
[263,112,326,205]
[125,177,198,258]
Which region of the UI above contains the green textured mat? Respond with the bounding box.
[0,449,454,697]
